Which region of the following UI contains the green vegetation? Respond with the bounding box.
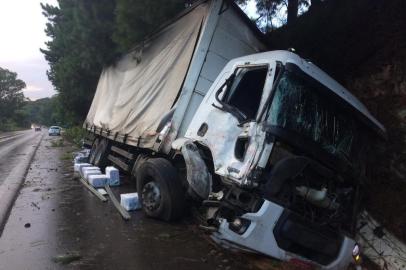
[0,67,28,131]
[61,151,73,161]
[23,96,63,127]
[50,138,65,147]
[40,0,184,125]
[63,126,87,147]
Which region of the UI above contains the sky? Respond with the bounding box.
[0,0,257,101]
[0,0,58,100]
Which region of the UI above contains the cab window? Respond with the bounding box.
[223,66,268,120]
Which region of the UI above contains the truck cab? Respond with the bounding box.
[180,50,385,269]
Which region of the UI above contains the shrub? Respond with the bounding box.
[63,126,87,147]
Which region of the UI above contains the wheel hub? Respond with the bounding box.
[142,181,161,211]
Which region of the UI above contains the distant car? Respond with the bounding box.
[48,126,61,136]
[34,127,41,131]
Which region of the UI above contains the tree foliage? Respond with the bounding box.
[41,0,117,125]
[0,67,26,130]
[22,96,62,127]
[239,0,310,30]
[114,0,184,51]
[41,0,184,125]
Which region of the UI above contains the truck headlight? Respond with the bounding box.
[229,217,251,234]
[352,243,362,265]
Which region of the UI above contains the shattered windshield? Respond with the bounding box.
[267,70,359,163]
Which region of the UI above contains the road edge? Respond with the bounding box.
[0,133,44,235]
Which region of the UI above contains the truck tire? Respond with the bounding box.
[93,138,109,168]
[136,158,185,221]
[88,138,100,164]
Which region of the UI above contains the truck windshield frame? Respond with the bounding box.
[265,66,366,170]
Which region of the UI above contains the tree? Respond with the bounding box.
[41,0,118,125]
[0,67,26,130]
[239,0,310,30]
[113,0,184,51]
[22,97,61,127]
[41,0,186,124]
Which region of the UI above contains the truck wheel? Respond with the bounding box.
[93,138,109,168]
[88,138,100,164]
[136,158,185,221]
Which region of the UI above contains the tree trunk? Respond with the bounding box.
[287,0,299,25]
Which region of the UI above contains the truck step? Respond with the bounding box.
[111,146,134,160]
[108,154,129,172]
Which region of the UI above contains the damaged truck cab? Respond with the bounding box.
[176,51,386,269]
[83,1,385,268]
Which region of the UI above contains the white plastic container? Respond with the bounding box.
[106,166,120,186]
[84,169,101,180]
[74,154,88,164]
[88,174,108,188]
[120,193,141,211]
[74,163,92,173]
[80,166,99,177]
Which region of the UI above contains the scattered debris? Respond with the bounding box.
[24,223,31,228]
[357,211,406,270]
[105,185,131,220]
[97,188,107,196]
[52,252,81,265]
[158,233,171,238]
[31,202,40,210]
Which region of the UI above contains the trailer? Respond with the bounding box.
[84,1,386,269]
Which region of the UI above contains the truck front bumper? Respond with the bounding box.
[211,200,355,270]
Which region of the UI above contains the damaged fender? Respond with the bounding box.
[180,140,212,200]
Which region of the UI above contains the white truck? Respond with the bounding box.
[84,0,386,269]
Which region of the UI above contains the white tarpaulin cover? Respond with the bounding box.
[85,4,208,148]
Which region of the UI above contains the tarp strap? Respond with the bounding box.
[100,127,103,136]
[137,136,142,147]
[107,129,111,137]
[123,134,129,144]
[114,132,119,141]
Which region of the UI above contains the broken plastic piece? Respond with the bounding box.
[97,188,107,196]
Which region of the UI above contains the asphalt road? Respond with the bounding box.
[0,133,274,270]
[0,130,42,185]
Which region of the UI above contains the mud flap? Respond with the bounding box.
[181,141,212,200]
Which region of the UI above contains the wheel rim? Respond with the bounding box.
[142,181,161,212]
